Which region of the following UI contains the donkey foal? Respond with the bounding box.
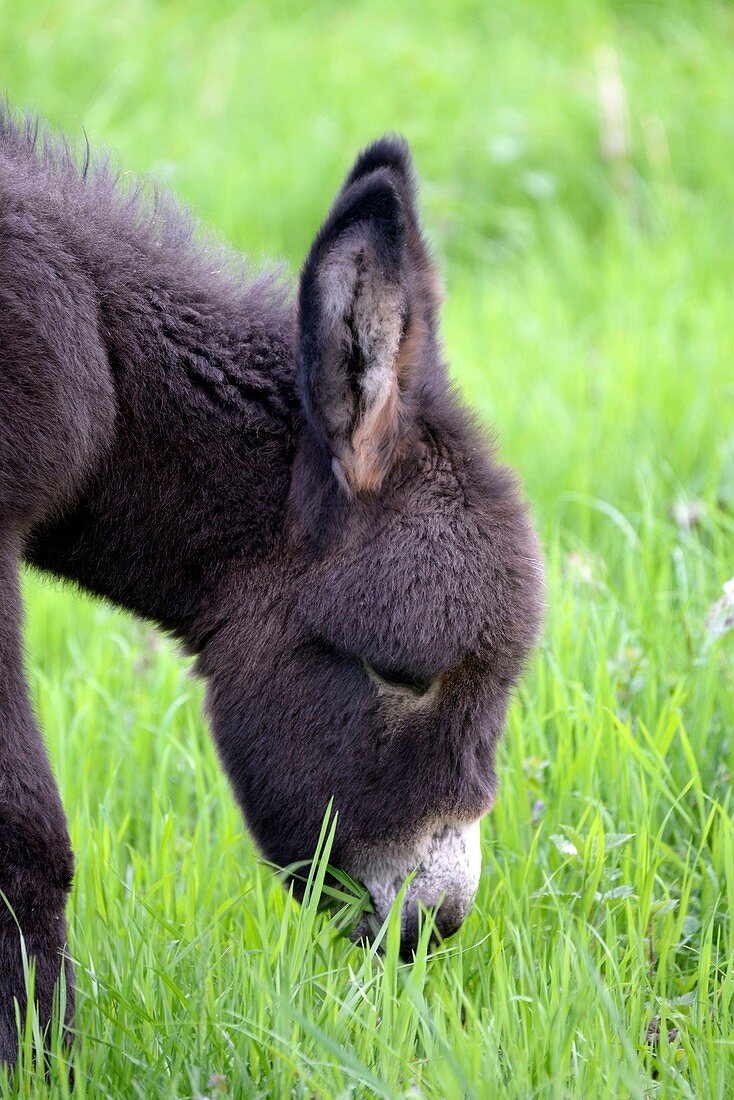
[0,109,544,1064]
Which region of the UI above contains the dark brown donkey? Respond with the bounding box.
[0,107,544,1064]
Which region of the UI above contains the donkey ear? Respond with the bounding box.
[297,137,440,495]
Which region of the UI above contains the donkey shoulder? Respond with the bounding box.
[0,164,116,528]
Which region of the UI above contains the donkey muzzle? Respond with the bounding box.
[350,820,482,959]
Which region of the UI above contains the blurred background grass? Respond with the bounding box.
[2,1,734,1096]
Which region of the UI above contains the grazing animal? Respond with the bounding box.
[0,106,543,1065]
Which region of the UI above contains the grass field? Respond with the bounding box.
[2,0,734,1095]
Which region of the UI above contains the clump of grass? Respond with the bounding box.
[269,805,375,941]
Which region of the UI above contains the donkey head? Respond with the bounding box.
[205,138,543,957]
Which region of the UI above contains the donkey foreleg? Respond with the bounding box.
[0,535,74,1068]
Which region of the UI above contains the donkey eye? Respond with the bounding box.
[362,660,433,697]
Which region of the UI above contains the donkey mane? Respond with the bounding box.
[0,102,289,326]
[0,102,301,454]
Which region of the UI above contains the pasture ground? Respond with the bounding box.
[2,1,734,1095]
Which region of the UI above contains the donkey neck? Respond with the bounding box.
[25,244,300,647]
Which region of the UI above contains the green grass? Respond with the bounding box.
[2,0,734,1095]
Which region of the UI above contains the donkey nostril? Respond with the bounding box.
[399,901,465,959]
[434,901,465,942]
[399,918,421,962]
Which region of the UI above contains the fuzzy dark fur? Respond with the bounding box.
[0,107,543,1064]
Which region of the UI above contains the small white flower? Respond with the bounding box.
[706,578,734,640]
